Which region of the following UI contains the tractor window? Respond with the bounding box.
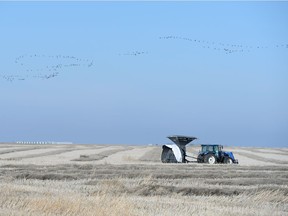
[201,146,206,152]
[214,146,219,152]
[201,146,214,152]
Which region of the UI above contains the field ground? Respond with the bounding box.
[0,144,287,215]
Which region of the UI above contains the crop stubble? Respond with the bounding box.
[0,144,287,215]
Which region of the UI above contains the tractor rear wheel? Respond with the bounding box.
[204,154,216,164]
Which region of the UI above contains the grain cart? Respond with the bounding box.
[197,144,238,164]
[161,135,197,163]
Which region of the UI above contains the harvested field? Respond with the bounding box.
[0,143,287,215]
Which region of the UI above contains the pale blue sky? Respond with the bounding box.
[0,2,287,146]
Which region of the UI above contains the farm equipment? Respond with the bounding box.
[161,135,197,163]
[161,135,238,164]
[196,144,238,164]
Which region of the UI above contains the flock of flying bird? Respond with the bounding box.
[159,36,288,54]
[1,36,287,82]
[1,54,93,82]
[118,51,149,56]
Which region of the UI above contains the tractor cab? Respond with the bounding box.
[200,144,223,154]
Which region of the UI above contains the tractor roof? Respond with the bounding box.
[167,135,197,146]
[201,144,223,147]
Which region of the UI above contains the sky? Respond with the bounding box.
[0,2,287,147]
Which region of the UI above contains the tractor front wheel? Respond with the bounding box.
[204,154,216,164]
[224,157,233,164]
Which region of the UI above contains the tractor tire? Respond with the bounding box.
[197,155,204,163]
[224,157,233,164]
[204,154,216,164]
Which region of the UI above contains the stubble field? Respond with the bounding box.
[0,143,287,215]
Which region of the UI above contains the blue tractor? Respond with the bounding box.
[197,144,238,164]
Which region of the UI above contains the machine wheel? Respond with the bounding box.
[197,155,204,163]
[224,157,233,164]
[204,154,216,164]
